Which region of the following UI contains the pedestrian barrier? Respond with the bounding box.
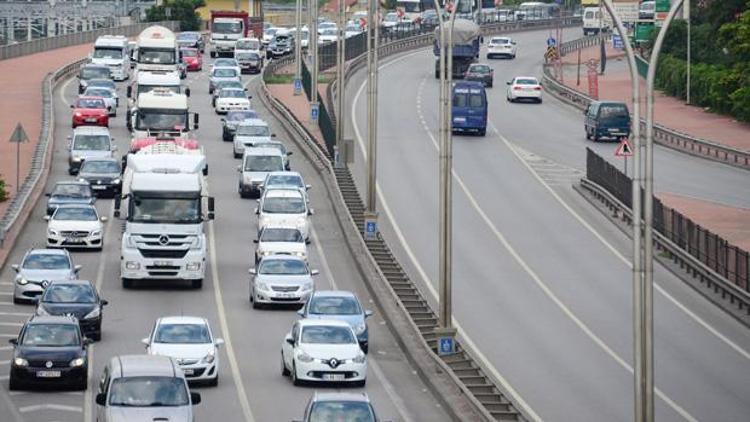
[585,148,750,319]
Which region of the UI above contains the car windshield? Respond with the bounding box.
[492,38,510,45]
[385,14,398,22]
[214,59,237,67]
[213,68,238,78]
[215,81,243,92]
[180,49,198,57]
[138,85,180,96]
[259,259,308,275]
[346,25,360,32]
[262,196,306,214]
[42,284,97,304]
[265,28,278,37]
[52,184,91,198]
[139,49,176,64]
[301,325,356,344]
[321,29,337,36]
[254,143,286,155]
[516,78,539,85]
[85,88,113,98]
[260,228,303,242]
[93,47,123,59]
[600,104,629,118]
[81,160,120,174]
[53,206,98,221]
[76,98,106,109]
[471,66,491,74]
[178,33,199,41]
[237,40,260,50]
[309,296,361,315]
[136,108,188,131]
[21,324,80,347]
[88,80,116,90]
[237,125,270,136]
[309,401,376,422]
[22,253,71,270]
[109,377,189,407]
[131,197,200,224]
[213,21,243,34]
[236,52,260,61]
[81,67,110,79]
[227,111,257,121]
[266,175,302,188]
[244,155,283,171]
[155,323,211,344]
[220,89,247,99]
[73,135,110,151]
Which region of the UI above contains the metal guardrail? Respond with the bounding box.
[580,177,750,319]
[0,20,179,60]
[545,36,750,170]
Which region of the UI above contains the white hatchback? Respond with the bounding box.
[46,204,106,250]
[256,188,313,241]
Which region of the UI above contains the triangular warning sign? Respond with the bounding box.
[614,138,633,157]
[8,122,29,144]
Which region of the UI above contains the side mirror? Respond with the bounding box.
[193,113,199,130]
[43,215,51,221]
[185,87,191,97]
[248,268,257,275]
[365,310,373,318]
[126,86,132,98]
[287,151,293,156]
[95,393,106,406]
[506,81,512,85]
[285,335,295,346]
[190,392,201,405]
[101,299,109,306]
[296,308,305,317]
[8,338,17,345]
[215,338,225,346]
[308,209,314,216]
[12,264,20,272]
[141,337,150,346]
[74,265,82,274]
[70,104,75,109]
[45,192,51,197]
[311,269,320,276]
[271,133,276,138]
[83,337,94,346]
[100,216,108,222]
[237,165,242,172]
[207,197,215,213]
[253,239,259,243]
[254,207,259,215]
[305,184,311,190]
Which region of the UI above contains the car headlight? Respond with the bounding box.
[189,236,202,250]
[83,307,100,319]
[302,281,313,291]
[186,262,201,271]
[256,281,269,291]
[353,353,366,364]
[69,357,86,367]
[48,228,58,236]
[112,178,121,185]
[354,322,366,335]
[16,277,28,285]
[294,251,305,258]
[296,350,314,363]
[201,349,216,364]
[72,156,82,162]
[91,230,101,237]
[36,306,50,316]
[125,261,140,270]
[13,358,28,367]
[75,112,83,117]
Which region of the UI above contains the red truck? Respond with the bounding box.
[209,11,264,57]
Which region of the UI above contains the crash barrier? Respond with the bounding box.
[0,58,87,251]
[585,148,750,317]
[0,21,179,61]
[543,36,750,170]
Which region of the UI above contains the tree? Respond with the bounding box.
[720,1,750,63]
[146,0,206,31]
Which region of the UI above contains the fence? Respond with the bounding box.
[0,20,179,61]
[586,148,749,292]
[300,59,336,157]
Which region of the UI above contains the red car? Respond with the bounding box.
[71,96,109,128]
[180,47,203,71]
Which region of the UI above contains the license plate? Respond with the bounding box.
[454,117,466,123]
[322,373,345,381]
[37,370,61,378]
[182,369,194,375]
[154,260,173,266]
[85,118,97,122]
[65,237,84,243]
[91,185,106,190]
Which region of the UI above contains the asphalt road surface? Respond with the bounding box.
[345,27,750,422]
[0,53,451,422]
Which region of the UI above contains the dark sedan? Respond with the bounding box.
[177,31,205,52]
[46,181,95,215]
[9,315,90,390]
[35,280,108,341]
[77,158,122,198]
[465,63,494,88]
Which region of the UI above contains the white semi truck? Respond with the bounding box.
[117,150,214,289]
[91,35,130,81]
[127,88,198,139]
[134,25,180,73]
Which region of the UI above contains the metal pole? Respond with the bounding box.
[293,0,302,95]
[335,0,346,150]
[365,0,379,213]
[645,2,684,421]
[599,2,643,421]
[685,0,691,105]
[310,0,319,118]
[16,140,20,193]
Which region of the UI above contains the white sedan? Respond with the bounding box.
[82,87,118,116]
[214,87,251,114]
[487,36,517,59]
[142,316,224,386]
[45,204,106,250]
[281,319,367,387]
[506,76,543,103]
[318,28,337,44]
[255,226,308,264]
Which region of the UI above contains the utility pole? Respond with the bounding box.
[364,0,379,237]
[310,0,319,122]
[335,0,346,165]
[599,2,644,421]
[293,0,302,95]
[685,0,691,104]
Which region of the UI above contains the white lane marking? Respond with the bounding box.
[491,125,750,363]
[309,225,415,422]
[0,322,23,327]
[351,60,542,422]
[208,221,256,422]
[0,282,13,286]
[19,404,82,413]
[243,74,259,89]
[0,292,14,296]
[0,345,13,351]
[59,76,75,106]
[410,74,698,421]
[0,312,28,317]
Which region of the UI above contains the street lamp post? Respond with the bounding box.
[335,0,346,165]
[364,0,379,232]
[294,0,302,95]
[309,0,319,122]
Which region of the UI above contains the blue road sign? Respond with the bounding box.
[612,35,624,49]
[546,37,557,47]
[293,78,302,93]
[310,103,319,121]
[366,221,376,234]
[438,337,455,355]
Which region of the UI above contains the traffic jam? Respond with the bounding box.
[5,13,382,421]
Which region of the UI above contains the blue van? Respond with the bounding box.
[584,101,631,142]
[452,81,488,136]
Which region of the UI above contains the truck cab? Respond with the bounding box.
[126,70,187,112]
[135,25,179,73]
[128,89,197,139]
[583,7,609,35]
[91,35,130,81]
[210,11,249,57]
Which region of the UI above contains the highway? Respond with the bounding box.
[346,27,750,421]
[0,53,451,421]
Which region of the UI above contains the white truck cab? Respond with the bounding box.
[128,89,198,139]
[135,25,179,73]
[91,35,130,81]
[583,7,610,35]
[127,70,187,110]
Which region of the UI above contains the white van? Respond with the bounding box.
[92,35,130,81]
[582,7,609,36]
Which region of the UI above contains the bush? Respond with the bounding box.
[146,0,205,31]
[0,177,7,202]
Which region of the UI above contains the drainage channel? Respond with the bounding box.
[333,166,525,422]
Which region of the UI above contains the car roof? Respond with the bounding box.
[73,126,110,135]
[157,316,208,325]
[111,355,180,378]
[47,279,94,287]
[515,75,539,81]
[263,187,304,198]
[26,248,69,256]
[311,290,357,299]
[267,171,301,178]
[243,147,283,157]
[298,318,351,328]
[312,391,371,403]
[238,118,268,126]
[29,315,79,325]
[55,180,90,187]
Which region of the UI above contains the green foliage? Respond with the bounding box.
[146,0,206,31]
[0,177,7,202]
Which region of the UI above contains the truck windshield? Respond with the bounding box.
[131,196,201,224]
[214,21,244,34]
[93,47,123,59]
[136,108,188,131]
[137,85,180,96]
[139,49,176,64]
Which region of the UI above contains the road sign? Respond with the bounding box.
[615,138,634,157]
[612,2,639,22]
[310,102,319,122]
[635,22,654,42]
[612,35,624,49]
[364,218,377,240]
[438,336,455,355]
[8,122,28,144]
[293,78,302,96]
[546,36,556,47]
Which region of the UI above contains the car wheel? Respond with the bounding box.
[191,279,202,289]
[122,278,133,289]
[281,353,290,376]
[291,362,302,386]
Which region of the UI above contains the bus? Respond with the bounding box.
[517,2,561,20]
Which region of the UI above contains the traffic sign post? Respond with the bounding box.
[435,327,457,356]
[8,122,29,194]
[615,138,634,176]
[546,36,556,47]
[310,102,319,123]
[612,34,624,50]
[293,78,302,96]
[363,211,378,241]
